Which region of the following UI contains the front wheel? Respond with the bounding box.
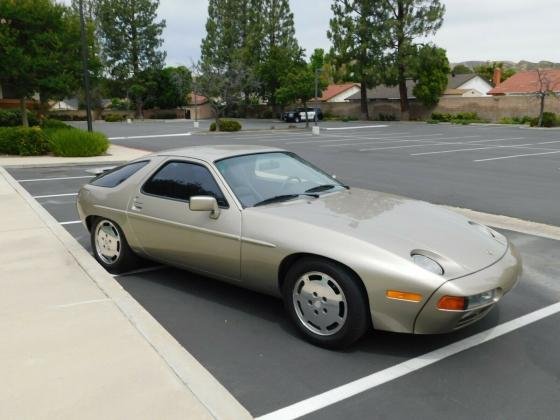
[283,257,370,349]
[91,217,138,273]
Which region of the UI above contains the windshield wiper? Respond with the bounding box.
[254,193,319,207]
[305,184,337,193]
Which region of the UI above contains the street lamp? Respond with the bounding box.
[314,67,323,127]
[78,0,93,132]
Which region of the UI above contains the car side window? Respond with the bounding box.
[90,160,149,188]
[142,161,228,207]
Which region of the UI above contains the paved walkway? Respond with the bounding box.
[0,144,149,167]
[0,150,251,419]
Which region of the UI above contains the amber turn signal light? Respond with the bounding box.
[386,290,423,302]
[437,296,467,311]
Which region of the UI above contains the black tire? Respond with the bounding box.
[283,257,370,349]
[90,217,139,274]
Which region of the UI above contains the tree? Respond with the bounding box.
[410,44,450,107]
[258,0,302,108]
[382,0,445,119]
[534,69,558,127]
[143,66,192,109]
[194,60,258,130]
[200,0,302,110]
[328,0,388,119]
[452,64,472,75]
[474,62,516,85]
[0,0,92,126]
[276,61,327,127]
[97,0,166,118]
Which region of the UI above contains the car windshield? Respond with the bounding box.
[215,152,346,208]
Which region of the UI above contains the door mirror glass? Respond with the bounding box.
[189,196,220,219]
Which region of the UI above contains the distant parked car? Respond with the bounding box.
[282,107,323,123]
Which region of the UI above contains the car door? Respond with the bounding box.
[126,158,241,282]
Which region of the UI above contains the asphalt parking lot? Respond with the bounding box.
[7,121,560,419]
[78,120,560,226]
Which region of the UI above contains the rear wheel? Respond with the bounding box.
[283,257,370,349]
[91,217,138,273]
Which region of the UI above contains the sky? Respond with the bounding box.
[159,0,559,66]
[64,0,560,66]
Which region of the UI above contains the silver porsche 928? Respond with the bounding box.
[77,145,522,348]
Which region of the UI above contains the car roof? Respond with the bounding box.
[154,144,286,162]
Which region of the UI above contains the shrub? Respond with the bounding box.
[341,115,359,122]
[0,109,40,127]
[431,112,452,122]
[104,113,126,122]
[149,112,177,119]
[41,118,73,130]
[0,127,50,156]
[530,112,558,127]
[378,113,396,121]
[110,98,130,111]
[210,119,242,132]
[46,129,109,157]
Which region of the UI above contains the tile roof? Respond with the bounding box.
[319,83,360,101]
[188,93,209,105]
[489,69,560,95]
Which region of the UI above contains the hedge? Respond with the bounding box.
[41,118,73,130]
[0,109,40,127]
[0,127,50,156]
[530,112,559,127]
[46,129,109,157]
[209,119,242,132]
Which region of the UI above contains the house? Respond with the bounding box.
[444,74,493,97]
[317,83,360,102]
[488,69,560,96]
[183,93,213,119]
[347,74,493,102]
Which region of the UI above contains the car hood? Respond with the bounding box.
[246,188,507,278]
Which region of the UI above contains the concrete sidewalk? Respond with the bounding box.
[0,165,251,419]
[0,144,149,167]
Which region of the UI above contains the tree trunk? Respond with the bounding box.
[304,100,309,128]
[538,94,545,127]
[20,97,29,127]
[135,98,143,119]
[360,80,369,120]
[398,65,409,121]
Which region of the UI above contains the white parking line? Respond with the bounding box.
[32,192,78,199]
[108,132,191,140]
[113,265,167,277]
[285,133,432,145]
[358,136,480,152]
[411,143,547,156]
[51,298,111,309]
[17,175,93,182]
[59,220,82,225]
[474,150,560,162]
[324,124,388,130]
[256,301,560,420]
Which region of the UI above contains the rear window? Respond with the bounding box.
[90,161,149,188]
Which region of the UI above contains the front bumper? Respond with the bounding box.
[413,242,522,334]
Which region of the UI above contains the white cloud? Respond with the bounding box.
[60,0,560,65]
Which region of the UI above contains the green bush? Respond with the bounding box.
[210,119,242,132]
[46,129,109,157]
[378,113,396,121]
[0,127,50,156]
[341,115,359,122]
[104,113,126,122]
[430,112,453,122]
[0,109,40,127]
[110,98,130,111]
[149,112,177,119]
[41,118,73,130]
[48,113,87,121]
[530,112,558,127]
[430,111,486,125]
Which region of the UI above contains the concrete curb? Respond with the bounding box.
[445,205,560,242]
[0,166,252,420]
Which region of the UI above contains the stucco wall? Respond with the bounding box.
[312,96,560,122]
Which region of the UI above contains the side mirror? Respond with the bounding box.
[189,196,221,219]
